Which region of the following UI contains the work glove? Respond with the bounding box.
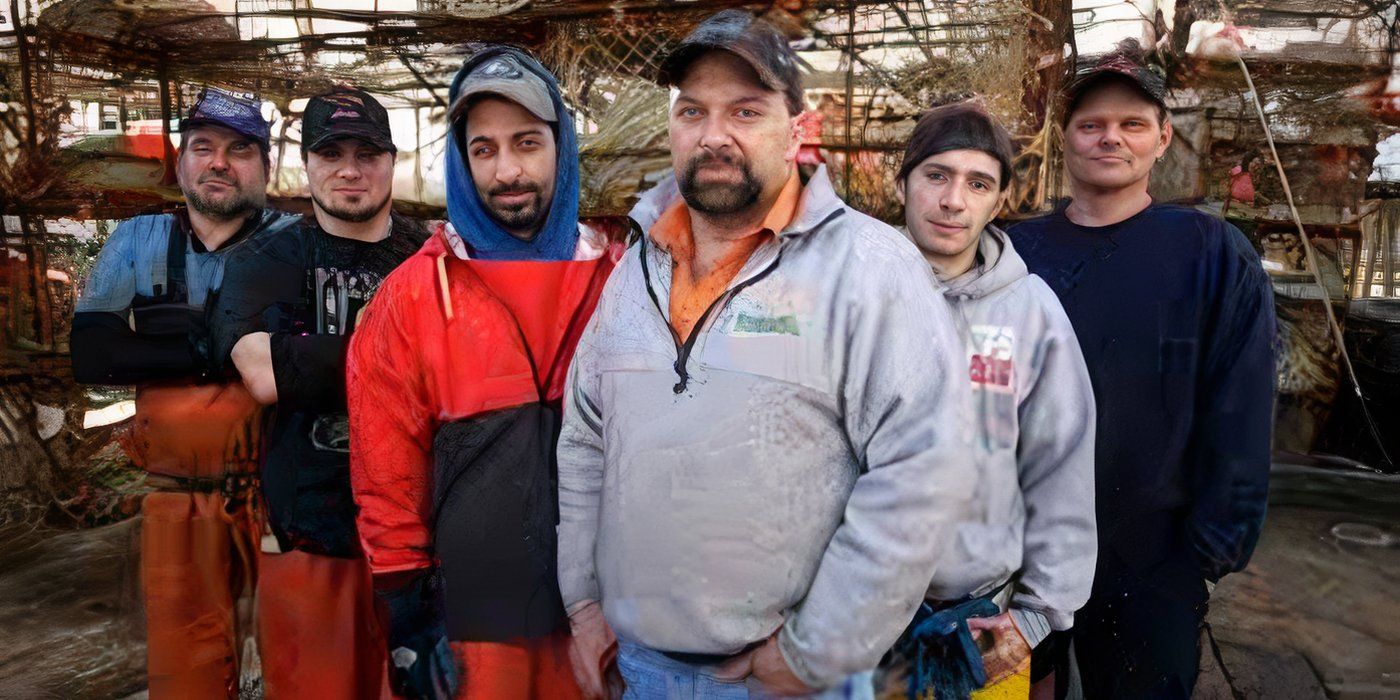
[376,568,459,699]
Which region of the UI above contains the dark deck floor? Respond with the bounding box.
[0,463,1396,698]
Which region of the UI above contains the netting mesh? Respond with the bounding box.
[2,0,1400,475]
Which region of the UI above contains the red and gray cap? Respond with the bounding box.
[1065,51,1169,111]
[657,9,804,115]
[181,87,271,150]
[302,87,397,155]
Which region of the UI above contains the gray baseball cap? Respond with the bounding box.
[449,54,557,124]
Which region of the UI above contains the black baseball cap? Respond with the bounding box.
[657,9,804,115]
[302,87,396,155]
[1064,51,1168,116]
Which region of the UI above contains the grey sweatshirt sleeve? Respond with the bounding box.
[777,238,977,688]
[557,313,607,615]
[1011,283,1097,632]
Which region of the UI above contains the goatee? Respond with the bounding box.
[312,190,392,224]
[678,152,762,216]
[183,175,265,221]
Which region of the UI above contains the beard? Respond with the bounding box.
[183,174,265,221]
[311,189,392,224]
[480,180,548,238]
[678,151,762,216]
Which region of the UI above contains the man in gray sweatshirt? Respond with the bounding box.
[892,102,1097,699]
[557,9,976,699]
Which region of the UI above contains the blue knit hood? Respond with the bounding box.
[445,46,580,260]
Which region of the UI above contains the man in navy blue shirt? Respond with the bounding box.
[1009,51,1276,698]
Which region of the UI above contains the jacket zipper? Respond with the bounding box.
[637,234,784,394]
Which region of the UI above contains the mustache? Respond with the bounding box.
[686,151,743,171]
[198,173,238,186]
[488,181,541,197]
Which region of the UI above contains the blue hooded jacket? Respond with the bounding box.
[445,46,580,261]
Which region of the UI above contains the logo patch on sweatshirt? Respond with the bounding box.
[730,312,801,337]
[969,324,1015,392]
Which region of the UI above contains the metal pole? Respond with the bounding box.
[12,0,38,150]
[159,64,177,186]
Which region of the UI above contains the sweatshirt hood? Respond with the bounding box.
[941,224,1027,300]
[445,46,580,261]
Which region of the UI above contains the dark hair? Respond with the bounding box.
[897,102,1015,190]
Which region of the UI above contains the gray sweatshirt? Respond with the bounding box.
[924,225,1097,640]
[557,166,977,689]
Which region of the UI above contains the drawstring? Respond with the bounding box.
[437,253,455,321]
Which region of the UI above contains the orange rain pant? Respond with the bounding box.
[129,382,388,698]
[140,489,259,698]
[451,632,582,700]
[127,382,263,699]
[258,549,391,700]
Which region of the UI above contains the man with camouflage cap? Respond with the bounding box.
[1009,49,1275,697]
[557,9,975,698]
[70,87,298,698]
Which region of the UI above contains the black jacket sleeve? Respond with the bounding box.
[70,311,205,384]
[208,230,308,378]
[270,332,350,413]
[69,216,210,385]
[211,225,352,413]
[1186,220,1277,581]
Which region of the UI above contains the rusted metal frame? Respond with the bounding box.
[12,0,37,151]
[158,62,177,186]
[395,48,448,110]
[22,214,53,348]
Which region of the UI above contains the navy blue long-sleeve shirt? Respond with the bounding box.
[1009,203,1276,583]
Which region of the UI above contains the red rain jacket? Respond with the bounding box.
[347,223,620,577]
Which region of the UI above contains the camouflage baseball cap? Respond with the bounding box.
[1065,51,1168,112]
[657,9,804,115]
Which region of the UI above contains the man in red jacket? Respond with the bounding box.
[346,46,618,699]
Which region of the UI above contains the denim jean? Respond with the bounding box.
[617,642,875,700]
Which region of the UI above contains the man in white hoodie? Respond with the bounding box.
[893,102,1098,699]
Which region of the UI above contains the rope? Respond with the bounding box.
[1234,55,1394,468]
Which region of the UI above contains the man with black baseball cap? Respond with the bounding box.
[70,86,299,698]
[557,9,974,699]
[1008,47,1276,697]
[209,85,426,699]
